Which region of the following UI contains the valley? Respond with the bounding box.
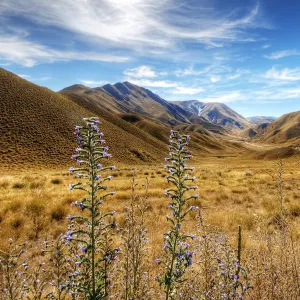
[0,67,300,299]
[1,67,299,171]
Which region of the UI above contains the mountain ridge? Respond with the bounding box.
[247,116,277,124]
[173,100,251,130]
[62,82,252,131]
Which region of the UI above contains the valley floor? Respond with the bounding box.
[1,156,300,256]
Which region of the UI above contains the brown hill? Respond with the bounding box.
[173,124,247,154]
[118,113,170,143]
[257,111,300,144]
[252,146,300,160]
[241,122,271,139]
[63,94,245,156]
[0,68,168,168]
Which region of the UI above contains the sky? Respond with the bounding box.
[0,0,300,117]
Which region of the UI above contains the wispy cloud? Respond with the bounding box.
[124,65,158,78]
[227,69,250,80]
[80,80,108,86]
[172,87,204,95]
[126,78,204,95]
[17,74,31,79]
[0,0,265,55]
[264,49,300,59]
[17,73,51,81]
[128,78,178,88]
[210,75,221,83]
[0,35,129,67]
[262,44,271,49]
[175,65,214,77]
[265,67,300,81]
[201,92,244,103]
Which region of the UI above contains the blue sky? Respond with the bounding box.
[0,0,300,117]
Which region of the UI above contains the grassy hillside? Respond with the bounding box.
[0,68,167,168]
[257,111,300,144]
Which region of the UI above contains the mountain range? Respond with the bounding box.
[1,68,299,168]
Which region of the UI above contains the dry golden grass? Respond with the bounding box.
[1,156,300,261]
[256,110,300,144]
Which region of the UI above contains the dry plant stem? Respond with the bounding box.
[277,159,286,235]
[123,170,150,300]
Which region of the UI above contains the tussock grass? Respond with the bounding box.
[0,157,299,250]
[1,156,300,298]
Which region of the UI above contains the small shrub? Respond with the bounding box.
[50,205,67,221]
[27,200,46,239]
[51,178,62,185]
[288,203,300,217]
[245,170,254,177]
[0,180,10,189]
[29,181,45,189]
[12,182,26,189]
[131,149,146,161]
[4,200,22,213]
[10,217,23,229]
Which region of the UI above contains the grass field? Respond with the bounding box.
[1,156,300,255]
[1,153,300,299]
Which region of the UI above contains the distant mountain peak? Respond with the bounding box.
[247,116,277,124]
[174,100,250,130]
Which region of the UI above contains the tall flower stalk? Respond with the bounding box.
[67,117,118,299]
[158,130,198,300]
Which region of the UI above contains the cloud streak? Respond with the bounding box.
[0,35,129,66]
[264,49,300,60]
[265,67,300,81]
[124,65,158,78]
[0,0,265,54]
[80,80,109,86]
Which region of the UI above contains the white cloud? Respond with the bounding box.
[210,75,221,83]
[227,69,250,80]
[128,79,178,88]
[0,35,129,67]
[262,44,271,49]
[264,49,300,60]
[265,67,300,81]
[0,0,265,53]
[253,88,300,101]
[124,65,157,78]
[126,78,204,95]
[172,87,204,95]
[80,80,108,86]
[17,74,31,79]
[37,76,51,81]
[175,65,214,77]
[201,92,244,103]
